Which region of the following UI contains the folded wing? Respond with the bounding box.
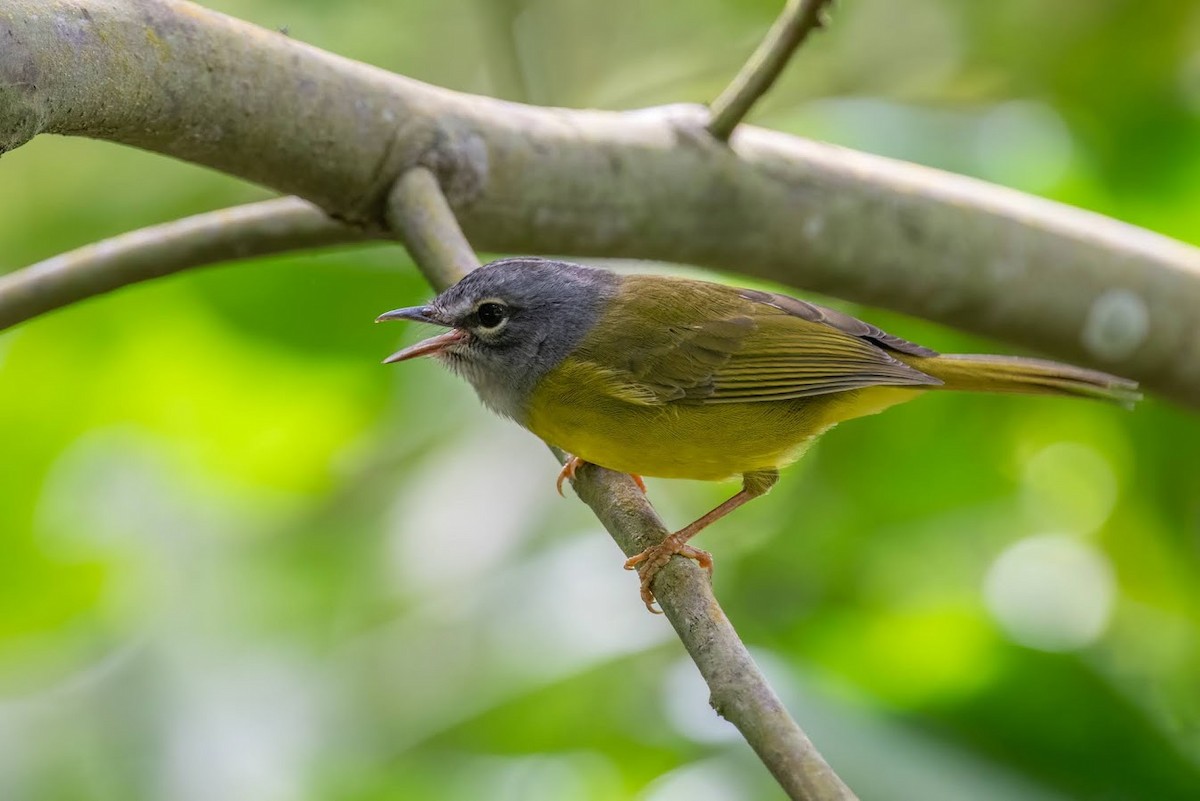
[584,278,941,405]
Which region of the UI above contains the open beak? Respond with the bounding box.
[375,306,468,364]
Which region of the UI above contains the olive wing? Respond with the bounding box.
[585,279,941,405]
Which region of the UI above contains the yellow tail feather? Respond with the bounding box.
[904,354,1141,409]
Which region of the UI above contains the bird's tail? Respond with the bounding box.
[904,353,1141,409]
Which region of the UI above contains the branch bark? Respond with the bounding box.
[708,0,835,141]
[386,166,855,801]
[572,464,855,801]
[0,198,369,329]
[2,0,1196,405]
[386,168,478,287]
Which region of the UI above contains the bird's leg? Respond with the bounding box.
[556,455,646,496]
[624,469,779,613]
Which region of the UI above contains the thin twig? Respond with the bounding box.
[385,168,479,287]
[708,0,835,141]
[474,0,533,102]
[0,198,370,332]
[385,166,856,801]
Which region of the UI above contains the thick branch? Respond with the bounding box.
[0,198,369,329]
[2,0,1199,408]
[385,168,854,800]
[708,0,835,141]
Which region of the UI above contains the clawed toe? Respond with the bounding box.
[556,458,647,497]
[624,537,714,613]
[556,455,586,496]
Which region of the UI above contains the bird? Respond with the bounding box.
[377,257,1140,612]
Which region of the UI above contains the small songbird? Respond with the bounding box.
[378,257,1140,611]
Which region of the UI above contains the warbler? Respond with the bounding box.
[378,257,1139,611]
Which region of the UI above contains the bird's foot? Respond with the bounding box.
[623,533,713,614]
[556,455,586,497]
[556,456,646,496]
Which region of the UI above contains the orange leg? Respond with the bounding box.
[556,456,647,496]
[624,470,778,613]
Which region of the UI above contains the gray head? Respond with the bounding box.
[377,257,618,421]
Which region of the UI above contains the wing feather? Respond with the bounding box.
[574,276,941,406]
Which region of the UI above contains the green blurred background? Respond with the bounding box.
[2,1,1199,799]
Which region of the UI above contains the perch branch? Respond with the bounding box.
[571,465,857,801]
[708,0,836,141]
[384,167,855,800]
[2,0,1199,408]
[0,198,370,330]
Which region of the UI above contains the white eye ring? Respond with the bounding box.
[474,299,509,330]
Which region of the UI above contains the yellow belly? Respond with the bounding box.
[524,359,924,481]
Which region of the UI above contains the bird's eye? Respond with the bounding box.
[476,301,508,329]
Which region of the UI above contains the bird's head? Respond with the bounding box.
[377,257,616,419]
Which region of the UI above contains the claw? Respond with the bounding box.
[624,536,713,613]
[556,455,586,497]
[619,481,765,613]
[557,458,647,497]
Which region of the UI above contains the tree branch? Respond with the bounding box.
[572,466,856,801]
[385,167,855,800]
[386,168,478,287]
[2,0,1198,409]
[708,0,835,141]
[0,197,371,330]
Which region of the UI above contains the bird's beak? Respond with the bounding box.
[375,305,468,364]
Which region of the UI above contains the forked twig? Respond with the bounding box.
[708,0,835,141]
